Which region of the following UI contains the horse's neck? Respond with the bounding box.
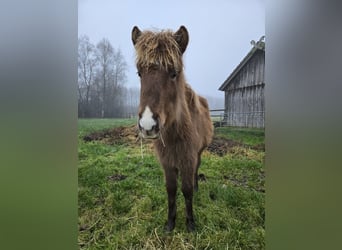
[163,101,191,142]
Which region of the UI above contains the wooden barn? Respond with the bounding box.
[218,36,265,128]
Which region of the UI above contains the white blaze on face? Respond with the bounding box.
[139,106,156,131]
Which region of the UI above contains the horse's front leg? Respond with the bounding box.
[164,167,178,232]
[181,170,195,232]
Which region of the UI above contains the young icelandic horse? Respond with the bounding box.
[131,25,213,232]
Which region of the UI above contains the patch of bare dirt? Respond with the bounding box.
[207,137,265,156]
[83,126,264,157]
[251,143,265,151]
[207,137,244,156]
[107,174,127,181]
[83,125,140,145]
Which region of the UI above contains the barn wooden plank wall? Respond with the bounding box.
[224,49,265,128]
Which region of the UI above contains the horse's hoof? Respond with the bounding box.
[186,220,196,232]
[164,221,175,232]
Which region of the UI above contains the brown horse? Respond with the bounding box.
[131,26,213,232]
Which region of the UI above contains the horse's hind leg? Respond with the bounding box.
[164,167,178,232]
[194,148,205,192]
[194,155,201,192]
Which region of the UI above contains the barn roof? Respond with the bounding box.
[218,37,265,91]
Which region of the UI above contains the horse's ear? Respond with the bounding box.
[174,26,189,54]
[132,26,142,46]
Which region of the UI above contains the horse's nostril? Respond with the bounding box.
[152,122,159,132]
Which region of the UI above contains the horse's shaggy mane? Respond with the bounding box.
[134,30,183,72]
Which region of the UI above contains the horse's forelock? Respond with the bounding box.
[134,30,183,71]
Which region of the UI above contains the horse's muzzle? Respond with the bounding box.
[138,105,160,139]
[138,122,160,139]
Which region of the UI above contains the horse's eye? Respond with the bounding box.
[170,71,177,79]
[137,71,141,77]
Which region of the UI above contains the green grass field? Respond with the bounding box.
[78,119,265,249]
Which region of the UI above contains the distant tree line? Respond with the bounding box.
[78,35,139,118]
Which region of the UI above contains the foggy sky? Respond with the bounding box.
[78,0,265,98]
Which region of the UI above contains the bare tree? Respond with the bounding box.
[96,39,129,118]
[78,36,129,118]
[78,35,97,117]
[125,87,140,117]
[96,38,114,118]
[113,49,127,88]
[111,48,128,117]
